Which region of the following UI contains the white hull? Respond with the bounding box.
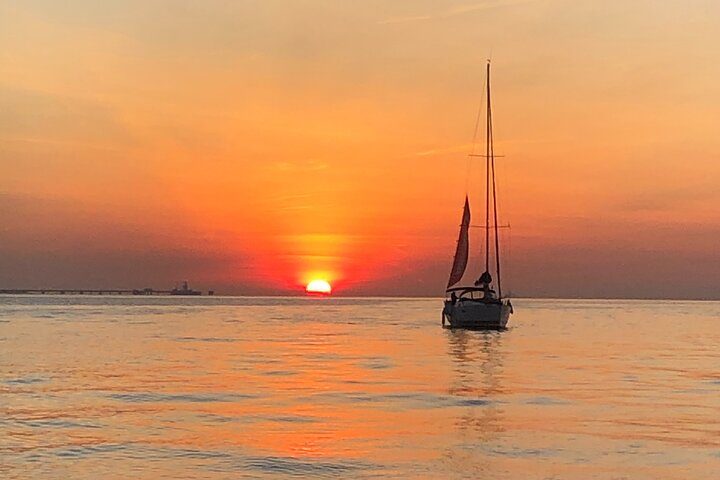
[443,300,512,330]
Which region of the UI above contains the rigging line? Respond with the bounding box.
[488,63,502,298]
[491,123,502,299]
[467,75,488,195]
[496,134,509,266]
[465,150,471,194]
[507,220,512,297]
[494,104,511,297]
[470,76,487,152]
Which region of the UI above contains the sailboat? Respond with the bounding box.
[442,61,513,330]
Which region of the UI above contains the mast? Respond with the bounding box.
[486,61,502,298]
[484,62,491,274]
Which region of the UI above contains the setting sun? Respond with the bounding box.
[306,279,332,295]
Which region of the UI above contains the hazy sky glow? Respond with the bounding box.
[1,0,719,298]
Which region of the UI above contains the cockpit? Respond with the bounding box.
[445,286,498,303]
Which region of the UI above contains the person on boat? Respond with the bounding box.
[450,291,458,305]
[476,271,492,286]
[442,295,454,325]
[475,271,496,300]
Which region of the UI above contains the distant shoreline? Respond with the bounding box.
[0,291,718,302]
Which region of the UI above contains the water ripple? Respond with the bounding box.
[222,455,378,477]
[108,392,257,403]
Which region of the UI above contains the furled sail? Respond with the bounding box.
[447,196,471,288]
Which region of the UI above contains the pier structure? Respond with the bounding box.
[0,288,211,296]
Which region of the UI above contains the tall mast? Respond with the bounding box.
[484,62,491,273]
[486,61,503,298]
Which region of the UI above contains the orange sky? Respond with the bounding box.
[1,0,719,298]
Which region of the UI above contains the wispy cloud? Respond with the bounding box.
[412,143,474,157]
[446,0,532,16]
[377,0,537,25]
[272,159,328,172]
[377,14,433,25]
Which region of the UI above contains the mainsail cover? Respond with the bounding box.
[447,196,471,288]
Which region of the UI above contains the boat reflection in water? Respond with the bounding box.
[439,329,506,473]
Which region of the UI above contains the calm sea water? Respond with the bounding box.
[1,296,718,479]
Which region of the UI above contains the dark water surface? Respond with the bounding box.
[1,296,719,479]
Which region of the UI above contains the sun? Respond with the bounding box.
[306,279,332,295]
